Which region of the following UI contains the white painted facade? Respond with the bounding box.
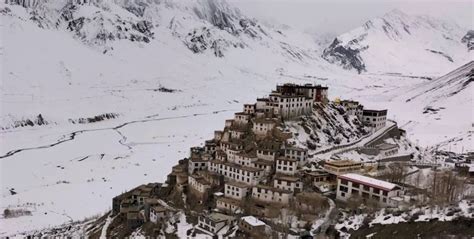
[225,181,250,200]
[251,185,292,204]
[256,149,277,161]
[273,175,303,192]
[283,147,308,167]
[252,119,276,136]
[188,158,208,174]
[243,104,256,114]
[234,112,251,125]
[336,173,404,206]
[198,213,235,235]
[276,157,298,175]
[362,109,387,131]
[270,93,312,119]
[188,175,211,194]
[216,197,242,214]
[209,161,264,186]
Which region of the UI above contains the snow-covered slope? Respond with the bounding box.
[0,0,330,129]
[398,61,473,153]
[0,1,472,236]
[405,60,473,105]
[322,9,472,75]
[357,61,473,154]
[286,103,368,150]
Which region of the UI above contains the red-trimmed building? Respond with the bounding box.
[336,173,404,206]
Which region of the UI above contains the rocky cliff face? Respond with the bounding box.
[2,0,303,59]
[322,38,366,73]
[461,30,474,51]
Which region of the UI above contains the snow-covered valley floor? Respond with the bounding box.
[1,1,472,236]
[0,106,237,235]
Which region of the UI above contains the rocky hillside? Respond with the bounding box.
[2,0,315,59]
[322,9,471,75]
[461,30,474,51]
[286,103,368,151]
[404,60,473,105]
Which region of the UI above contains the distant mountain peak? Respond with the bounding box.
[322,10,470,74]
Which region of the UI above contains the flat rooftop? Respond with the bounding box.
[325,159,362,167]
[339,173,398,191]
[241,216,266,226]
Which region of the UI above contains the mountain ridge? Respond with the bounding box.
[322,9,471,74]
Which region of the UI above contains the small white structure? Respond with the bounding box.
[283,146,308,167]
[188,158,208,174]
[273,174,303,193]
[252,159,273,175]
[216,197,242,214]
[188,174,211,194]
[230,152,258,167]
[150,205,167,223]
[225,181,250,200]
[336,173,404,206]
[256,149,277,161]
[239,216,266,236]
[234,112,251,125]
[252,185,293,204]
[198,213,235,234]
[276,157,298,175]
[209,161,264,186]
[243,103,256,114]
[252,118,277,137]
[362,109,387,131]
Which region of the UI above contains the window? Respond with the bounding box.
[352,183,360,188]
[341,179,348,185]
[339,185,348,192]
[363,185,370,191]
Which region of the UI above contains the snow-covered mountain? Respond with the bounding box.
[1,0,328,129]
[322,9,472,75]
[396,61,473,153]
[1,1,472,236]
[2,0,317,59]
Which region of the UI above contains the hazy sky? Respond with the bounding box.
[230,0,473,35]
